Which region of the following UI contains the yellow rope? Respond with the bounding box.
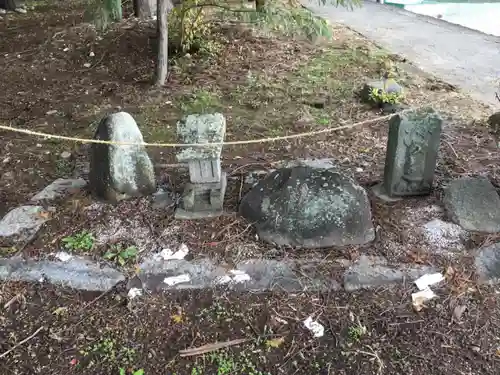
[0,105,423,148]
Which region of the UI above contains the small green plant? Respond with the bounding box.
[61,231,95,252]
[104,245,138,266]
[80,337,136,369]
[316,117,330,126]
[210,352,236,375]
[179,89,222,114]
[119,368,144,375]
[369,87,403,105]
[347,323,367,342]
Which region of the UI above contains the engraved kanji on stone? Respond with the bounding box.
[374,107,442,200]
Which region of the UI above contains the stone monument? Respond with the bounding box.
[175,113,227,219]
[373,107,442,201]
[89,112,156,203]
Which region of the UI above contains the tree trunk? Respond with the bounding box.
[134,0,157,19]
[155,0,168,86]
[255,0,265,12]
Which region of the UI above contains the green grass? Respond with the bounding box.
[184,349,272,375]
[79,337,137,370]
[125,41,390,143]
[347,322,367,343]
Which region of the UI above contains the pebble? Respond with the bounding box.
[89,51,95,57]
[60,151,72,159]
[470,345,481,353]
[46,110,58,115]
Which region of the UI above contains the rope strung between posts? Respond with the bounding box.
[0,104,437,148]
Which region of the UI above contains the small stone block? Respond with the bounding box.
[443,177,500,233]
[31,178,87,201]
[176,113,226,162]
[188,159,221,183]
[175,173,227,219]
[475,243,500,284]
[383,107,442,197]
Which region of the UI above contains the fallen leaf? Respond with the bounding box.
[172,314,184,324]
[38,210,51,219]
[52,307,68,316]
[265,337,285,348]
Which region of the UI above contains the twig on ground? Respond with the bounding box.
[443,139,459,159]
[3,293,24,309]
[213,218,241,239]
[0,326,44,359]
[229,162,271,176]
[347,346,384,375]
[179,338,250,357]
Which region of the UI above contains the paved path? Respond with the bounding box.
[304,1,500,108]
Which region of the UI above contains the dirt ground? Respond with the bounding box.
[1,281,500,375]
[1,1,500,374]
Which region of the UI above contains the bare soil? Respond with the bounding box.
[1,1,500,374]
[1,281,500,375]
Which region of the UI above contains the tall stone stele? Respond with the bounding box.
[175,113,227,219]
[373,107,442,201]
[89,112,156,203]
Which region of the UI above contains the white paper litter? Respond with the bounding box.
[155,244,189,261]
[229,270,251,283]
[412,288,437,311]
[414,273,445,291]
[163,274,191,286]
[303,316,324,338]
[215,275,233,285]
[127,288,142,299]
[215,270,252,285]
[54,251,73,262]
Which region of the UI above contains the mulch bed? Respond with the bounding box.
[1,281,499,375]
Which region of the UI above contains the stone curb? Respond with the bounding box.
[0,256,125,292]
[0,254,473,294]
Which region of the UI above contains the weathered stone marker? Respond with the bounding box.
[175,113,227,219]
[443,177,500,233]
[373,107,442,201]
[239,162,375,249]
[89,112,156,203]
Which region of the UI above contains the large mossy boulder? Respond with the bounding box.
[239,165,375,249]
